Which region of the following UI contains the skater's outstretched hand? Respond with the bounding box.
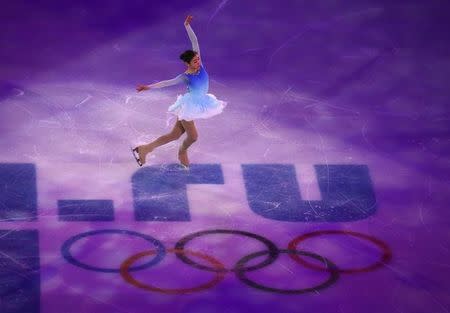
[136,84,150,92]
[184,15,193,26]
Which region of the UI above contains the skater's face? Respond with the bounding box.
[188,54,201,70]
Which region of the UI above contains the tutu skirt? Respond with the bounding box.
[167,92,226,121]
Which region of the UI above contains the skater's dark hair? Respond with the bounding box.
[179,50,198,63]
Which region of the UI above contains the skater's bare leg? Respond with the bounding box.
[178,119,198,167]
[137,119,185,164]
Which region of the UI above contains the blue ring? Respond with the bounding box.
[61,229,166,273]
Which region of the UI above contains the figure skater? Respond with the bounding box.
[132,15,226,169]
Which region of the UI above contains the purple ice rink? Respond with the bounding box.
[1,1,450,313]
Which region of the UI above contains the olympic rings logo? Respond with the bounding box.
[61,229,392,295]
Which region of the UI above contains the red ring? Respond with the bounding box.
[288,230,392,274]
[120,248,226,294]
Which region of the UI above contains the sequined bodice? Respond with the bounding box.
[184,65,209,94]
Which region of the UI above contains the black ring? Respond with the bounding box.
[235,249,339,294]
[174,229,279,273]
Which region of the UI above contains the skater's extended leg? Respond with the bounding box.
[137,119,185,164]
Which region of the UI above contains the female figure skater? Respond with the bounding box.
[132,15,226,169]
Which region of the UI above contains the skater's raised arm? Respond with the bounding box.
[184,15,200,58]
[136,74,185,92]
